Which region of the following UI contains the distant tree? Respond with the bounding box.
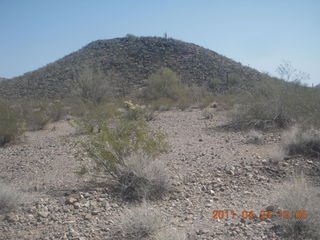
[276,60,310,84]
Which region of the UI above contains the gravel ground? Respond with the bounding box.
[0,109,319,240]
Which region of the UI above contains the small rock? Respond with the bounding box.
[84,213,92,220]
[197,228,210,235]
[66,197,78,205]
[5,213,19,222]
[38,211,49,218]
[266,205,276,212]
[73,202,81,209]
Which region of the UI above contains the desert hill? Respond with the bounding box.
[0,36,270,99]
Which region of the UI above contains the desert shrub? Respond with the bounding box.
[148,98,175,111]
[245,130,264,145]
[142,67,186,102]
[143,108,157,121]
[230,79,320,130]
[282,127,320,158]
[274,175,320,239]
[22,100,50,131]
[202,108,214,120]
[182,84,215,109]
[77,114,168,200]
[118,153,169,200]
[153,228,186,240]
[0,100,22,146]
[118,204,163,240]
[46,99,65,121]
[122,100,145,121]
[73,66,113,105]
[70,101,119,134]
[0,183,24,214]
[117,204,186,240]
[207,77,224,92]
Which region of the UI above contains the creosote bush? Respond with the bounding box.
[142,67,186,102]
[282,127,320,158]
[0,100,22,146]
[140,68,188,110]
[73,67,113,105]
[274,175,320,239]
[76,105,169,200]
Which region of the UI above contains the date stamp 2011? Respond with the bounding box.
[211,210,308,220]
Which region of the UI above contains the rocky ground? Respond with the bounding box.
[0,108,319,240]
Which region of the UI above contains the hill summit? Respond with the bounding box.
[0,36,269,99]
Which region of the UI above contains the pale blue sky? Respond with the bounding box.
[0,0,319,85]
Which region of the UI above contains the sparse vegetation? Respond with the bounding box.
[202,108,214,120]
[116,204,186,240]
[118,153,169,200]
[73,67,113,105]
[0,183,24,214]
[76,105,169,200]
[117,204,163,240]
[245,130,264,145]
[274,175,320,239]
[22,100,51,131]
[281,127,320,158]
[0,100,22,146]
[141,67,187,108]
[230,79,320,130]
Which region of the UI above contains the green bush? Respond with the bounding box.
[73,67,113,105]
[142,67,186,102]
[22,100,50,131]
[230,79,320,130]
[77,111,169,200]
[0,100,22,146]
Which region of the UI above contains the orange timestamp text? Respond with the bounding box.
[211,210,308,220]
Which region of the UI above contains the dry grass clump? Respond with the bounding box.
[118,153,169,201]
[202,108,214,120]
[153,228,186,240]
[245,130,264,145]
[0,183,25,214]
[282,127,320,158]
[116,204,186,240]
[274,175,320,239]
[117,204,163,240]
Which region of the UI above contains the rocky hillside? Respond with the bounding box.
[0,36,270,99]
